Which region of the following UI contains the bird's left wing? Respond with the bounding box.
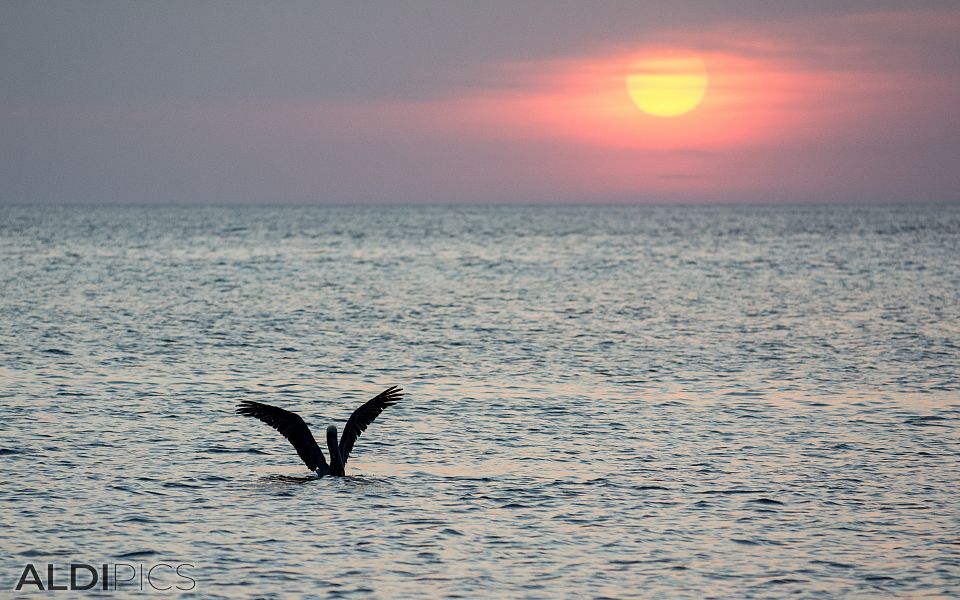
[339,386,402,465]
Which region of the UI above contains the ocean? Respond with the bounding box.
[1,205,958,598]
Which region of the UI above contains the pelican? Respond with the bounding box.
[235,386,402,477]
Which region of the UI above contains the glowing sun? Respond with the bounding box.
[627,55,708,117]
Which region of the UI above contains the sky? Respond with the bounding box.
[1,1,958,204]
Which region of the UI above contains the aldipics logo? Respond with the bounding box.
[14,563,196,592]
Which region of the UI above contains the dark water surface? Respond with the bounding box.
[1,205,958,598]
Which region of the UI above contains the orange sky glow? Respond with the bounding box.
[216,8,956,202]
[2,5,958,203]
[417,9,960,200]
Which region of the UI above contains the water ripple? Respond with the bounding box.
[0,205,958,597]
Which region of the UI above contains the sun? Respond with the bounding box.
[626,55,708,117]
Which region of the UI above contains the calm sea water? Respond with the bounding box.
[1,205,958,598]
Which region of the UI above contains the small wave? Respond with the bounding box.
[119,516,153,524]
[162,481,203,489]
[262,474,316,484]
[904,415,951,427]
[116,550,158,559]
[204,447,269,454]
[749,498,785,506]
[732,538,784,546]
[811,559,856,569]
[762,578,807,586]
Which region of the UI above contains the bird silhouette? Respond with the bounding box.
[236,386,402,477]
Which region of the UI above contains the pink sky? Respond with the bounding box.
[2,4,958,203]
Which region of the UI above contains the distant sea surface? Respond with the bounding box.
[1,205,958,598]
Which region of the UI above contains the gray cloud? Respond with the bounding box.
[3,0,954,106]
[1,1,958,204]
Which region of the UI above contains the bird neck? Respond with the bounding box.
[327,426,345,476]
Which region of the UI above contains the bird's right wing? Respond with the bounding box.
[235,401,328,473]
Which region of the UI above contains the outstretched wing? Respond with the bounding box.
[235,400,327,473]
[339,386,402,464]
